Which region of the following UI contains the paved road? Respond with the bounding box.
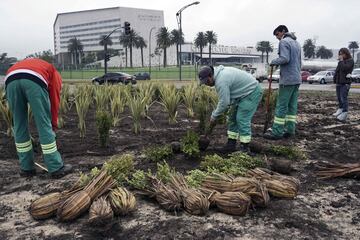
[1,75,360,93]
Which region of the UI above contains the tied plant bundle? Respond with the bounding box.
[246,168,300,199]
[201,173,233,193]
[214,192,251,216]
[155,180,182,212]
[30,188,82,220]
[198,187,220,207]
[315,162,360,179]
[88,197,113,227]
[170,173,210,216]
[57,170,116,222]
[109,187,136,216]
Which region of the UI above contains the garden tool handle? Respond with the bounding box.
[265,66,274,114]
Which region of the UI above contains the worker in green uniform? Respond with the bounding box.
[198,65,263,154]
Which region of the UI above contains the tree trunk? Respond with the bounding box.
[176,44,179,66]
[261,52,264,63]
[141,47,144,67]
[200,47,203,65]
[163,48,167,68]
[130,45,133,68]
[125,48,128,68]
[209,44,212,65]
[266,51,269,64]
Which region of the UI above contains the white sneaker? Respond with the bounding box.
[336,112,348,122]
[332,108,343,117]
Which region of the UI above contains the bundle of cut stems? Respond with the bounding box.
[57,170,116,222]
[214,192,251,216]
[315,162,360,179]
[109,187,136,216]
[30,188,82,220]
[88,197,113,227]
[201,173,233,192]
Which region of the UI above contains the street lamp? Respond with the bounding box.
[176,1,200,81]
[103,26,122,74]
[149,27,156,77]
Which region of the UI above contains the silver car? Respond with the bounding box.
[308,71,334,84]
[351,68,360,83]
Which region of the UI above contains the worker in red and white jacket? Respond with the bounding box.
[5,58,71,178]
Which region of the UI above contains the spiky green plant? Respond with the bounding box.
[194,85,216,134]
[95,110,112,147]
[159,84,181,124]
[0,96,13,137]
[137,83,155,117]
[94,85,110,111]
[126,92,147,134]
[58,84,71,128]
[109,86,126,126]
[182,83,197,118]
[75,85,92,138]
[180,130,200,158]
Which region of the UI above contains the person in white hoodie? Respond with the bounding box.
[198,65,263,154]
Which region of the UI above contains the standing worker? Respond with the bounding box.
[333,48,354,122]
[198,65,263,154]
[264,25,302,140]
[4,58,71,178]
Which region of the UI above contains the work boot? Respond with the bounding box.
[332,108,343,117]
[239,143,255,156]
[20,169,36,178]
[283,132,295,139]
[50,164,73,179]
[336,112,348,122]
[219,139,237,153]
[263,131,282,140]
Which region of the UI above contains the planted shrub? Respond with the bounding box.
[127,169,153,190]
[269,145,307,160]
[156,161,175,184]
[96,110,112,147]
[194,86,217,134]
[104,154,135,185]
[180,130,200,158]
[185,169,209,188]
[58,84,70,128]
[143,144,173,162]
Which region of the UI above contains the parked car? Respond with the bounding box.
[301,71,312,83]
[134,72,151,80]
[268,69,280,82]
[307,70,334,84]
[350,68,360,83]
[92,72,136,85]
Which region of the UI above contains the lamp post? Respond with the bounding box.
[103,26,122,74]
[148,27,156,77]
[176,1,200,81]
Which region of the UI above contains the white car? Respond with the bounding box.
[350,68,360,83]
[267,69,280,82]
[307,71,334,84]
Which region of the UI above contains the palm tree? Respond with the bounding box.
[170,29,184,66]
[205,31,217,65]
[303,39,316,59]
[156,27,172,68]
[256,41,271,63]
[194,32,207,64]
[67,37,83,69]
[348,41,359,59]
[316,46,333,59]
[120,34,131,68]
[134,36,147,67]
[99,35,113,47]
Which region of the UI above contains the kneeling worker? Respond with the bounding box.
[4,58,71,178]
[198,65,263,153]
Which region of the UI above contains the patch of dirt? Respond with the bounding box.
[1,91,360,239]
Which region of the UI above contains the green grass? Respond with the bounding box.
[59,65,198,81]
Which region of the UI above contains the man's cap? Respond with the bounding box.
[198,66,214,84]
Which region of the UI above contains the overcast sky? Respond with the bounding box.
[0,0,359,58]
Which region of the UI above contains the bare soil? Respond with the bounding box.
[1,91,360,240]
